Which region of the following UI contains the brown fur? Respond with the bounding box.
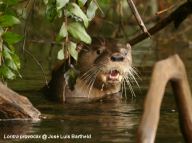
[44,39,132,103]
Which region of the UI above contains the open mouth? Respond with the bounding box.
[107,70,120,82]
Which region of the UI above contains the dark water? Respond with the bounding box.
[0,91,184,143]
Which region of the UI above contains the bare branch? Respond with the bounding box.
[128,1,192,46]
[22,0,35,53]
[127,0,151,37]
[24,49,48,86]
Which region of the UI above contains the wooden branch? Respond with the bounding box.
[128,1,192,46]
[127,0,150,37]
[137,55,192,143]
[0,82,41,119]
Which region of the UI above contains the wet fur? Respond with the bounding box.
[44,38,139,103]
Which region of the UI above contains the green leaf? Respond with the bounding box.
[78,0,87,7]
[57,9,63,18]
[3,32,23,45]
[57,22,67,41]
[2,46,20,69]
[2,46,12,60]
[87,1,98,20]
[56,0,69,10]
[6,59,18,71]
[67,3,89,28]
[12,54,20,69]
[2,48,21,78]
[0,65,16,80]
[0,15,20,27]
[68,22,91,44]
[67,41,78,60]
[57,48,64,60]
[46,3,57,22]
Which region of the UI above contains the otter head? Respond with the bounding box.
[77,39,133,94]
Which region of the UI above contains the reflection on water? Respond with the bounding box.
[0,91,185,143]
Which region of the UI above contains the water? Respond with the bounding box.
[0,90,185,143]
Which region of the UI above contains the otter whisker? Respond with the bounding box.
[80,66,100,87]
[127,69,140,89]
[80,68,99,92]
[130,66,141,80]
[87,70,100,99]
[124,76,136,98]
[86,68,99,89]
[80,66,102,96]
[83,65,102,84]
[84,64,105,98]
[80,66,98,80]
[80,64,103,81]
[81,70,95,84]
[83,68,100,99]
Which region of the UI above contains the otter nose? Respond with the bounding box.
[111,54,124,62]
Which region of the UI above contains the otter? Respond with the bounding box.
[45,38,137,103]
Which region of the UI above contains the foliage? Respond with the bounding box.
[0,1,22,80]
[44,0,99,83]
[0,0,99,81]
[44,0,98,61]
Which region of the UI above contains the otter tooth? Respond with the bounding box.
[101,83,105,91]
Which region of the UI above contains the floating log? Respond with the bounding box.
[137,55,192,143]
[0,82,41,120]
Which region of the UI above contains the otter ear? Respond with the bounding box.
[126,43,132,50]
